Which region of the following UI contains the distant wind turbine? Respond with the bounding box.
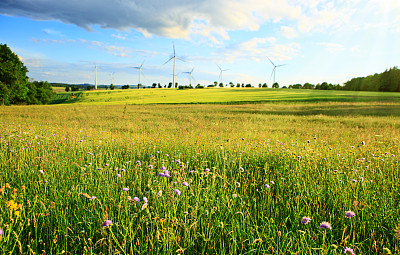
[183,67,195,86]
[109,72,114,85]
[216,64,229,85]
[132,60,145,87]
[267,56,287,85]
[164,43,185,87]
[93,65,101,89]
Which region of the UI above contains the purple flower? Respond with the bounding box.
[204,168,210,172]
[0,228,3,235]
[352,179,357,183]
[301,217,311,224]
[102,220,113,227]
[158,172,165,177]
[116,174,121,178]
[182,181,189,187]
[345,211,356,218]
[269,181,275,185]
[239,167,244,172]
[133,197,140,202]
[89,196,97,200]
[44,180,49,184]
[122,187,129,191]
[39,170,44,174]
[344,247,355,255]
[320,222,332,230]
[141,203,148,210]
[160,166,166,170]
[143,197,148,203]
[264,184,270,189]
[174,189,181,195]
[136,161,141,166]
[157,190,162,197]
[148,165,153,169]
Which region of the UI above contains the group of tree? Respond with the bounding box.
[0,44,54,105]
[343,67,400,92]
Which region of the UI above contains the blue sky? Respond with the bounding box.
[1,0,399,87]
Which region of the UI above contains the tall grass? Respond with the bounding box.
[0,102,399,254]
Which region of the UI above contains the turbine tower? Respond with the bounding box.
[183,67,195,86]
[216,64,229,85]
[132,61,145,87]
[267,56,286,85]
[164,43,185,88]
[109,72,114,85]
[94,65,98,90]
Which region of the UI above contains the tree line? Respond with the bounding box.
[0,44,54,105]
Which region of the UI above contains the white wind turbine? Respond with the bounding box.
[183,67,195,86]
[216,64,229,85]
[93,65,103,89]
[164,43,185,88]
[267,56,287,85]
[109,72,114,85]
[132,60,145,87]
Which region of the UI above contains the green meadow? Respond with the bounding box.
[1,89,400,254]
[51,88,400,105]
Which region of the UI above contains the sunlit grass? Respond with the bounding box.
[0,102,399,254]
[51,88,400,105]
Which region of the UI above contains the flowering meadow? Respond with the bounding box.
[0,101,399,254]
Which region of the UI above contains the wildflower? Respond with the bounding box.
[345,211,356,218]
[301,217,311,224]
[89,196,96,200]
[362,141,365,146]
[344,247,355,255]
[141,203,148,210]
[270,181,275,185]
[239,167,244,172]
[235,182,240,187]
[0,228,3,235]
[183,211,189,214]
[136,161,141,166]
[122,187,129,191]
[102,220,112,227]
[148,165,153,169]
[264,184,270,189]
[143,197,148,203]
[352,179,357,183]
[39,170,44,174]
[158,172,165,177]
[174,189,181,195]
[44,180,49,184]
[116,174,121,178]
[204,168,210,172]
[182,181,189,187]
[157,190,162,197]
[133,197,140,202]
[160,166,166,170]
[320,222,332,230]
[232,194,238,198]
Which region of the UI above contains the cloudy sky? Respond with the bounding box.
[1,0,399,87]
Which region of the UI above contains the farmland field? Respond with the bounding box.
[1,89,400,254]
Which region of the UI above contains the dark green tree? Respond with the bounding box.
[0,43,29,104]
[110,83,115,90]
[272,82,279,88]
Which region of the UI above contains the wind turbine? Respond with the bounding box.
[132,61,145,87]
[267,56,287,85]
[109,72,114,85]
[183,67,195,86]
[164,43,185,88]
[216,64,229,85]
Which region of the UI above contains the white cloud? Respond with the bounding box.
[280,26,297,38]
[317,42,345,53]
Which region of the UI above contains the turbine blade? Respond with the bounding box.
[276,64,287,67]
[267,56,275,67]
[173,43,176,56]
[163,57,174,65]
[140,60,145,68]
[176,57,186,62]
[216,64,222,71]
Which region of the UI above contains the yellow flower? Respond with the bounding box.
[14,211,20,217]
[7,200,18,210]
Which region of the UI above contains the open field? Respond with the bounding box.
[1,94,400,254]
[50,88,400,105]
